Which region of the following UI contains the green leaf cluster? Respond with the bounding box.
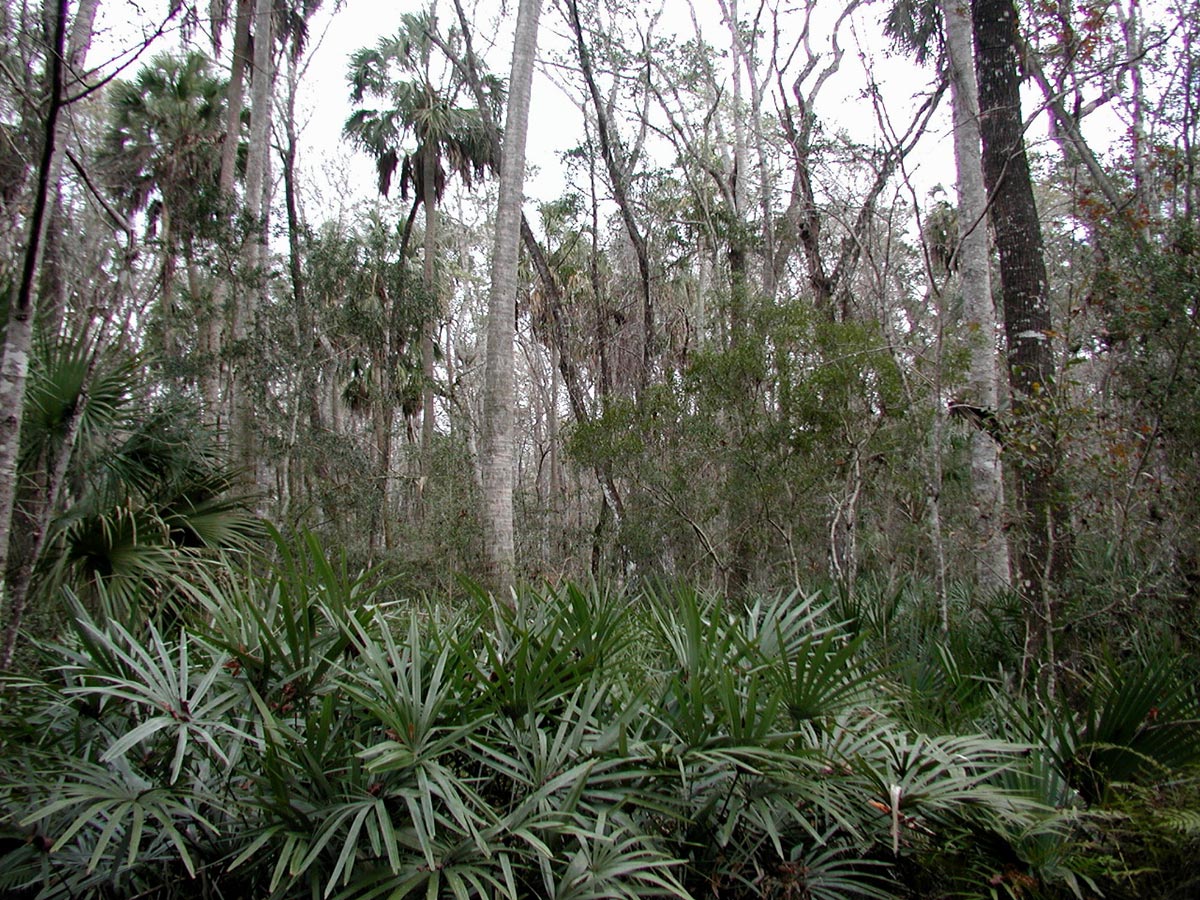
[1,537,1141,899]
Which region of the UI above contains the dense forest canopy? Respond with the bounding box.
[1,0,1199,897]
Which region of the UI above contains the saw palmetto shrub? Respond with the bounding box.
[2,532,1194,898]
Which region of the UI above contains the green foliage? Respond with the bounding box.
[1065,217,1200,648]
[101,50,229,234]
[0,542,1106,899]
[9,334,259,647]
[345,14,495,201]
[995,647,1200,806]
[37,400,260,617]
[1088,773,1200,900]
[566,309,921,592]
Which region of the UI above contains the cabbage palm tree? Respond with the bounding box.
[101,50,228,379]
[345,10,494,469]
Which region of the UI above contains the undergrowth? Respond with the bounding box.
[1,532,1197,899]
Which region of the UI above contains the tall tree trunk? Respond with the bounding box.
[942,0,1011,593]
[420,141,438,472]
[203,0,253,421]
[280,49,318,529]
[232,0,274,496]
[0,0,68,671]
[445,0,624,554]
[481,0,543,594]
[972,0,1061,677]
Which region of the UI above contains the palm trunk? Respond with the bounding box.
[942,0,1011,594]
[232,0,274,497]
[481,0,543,593]
[204,0,253,423]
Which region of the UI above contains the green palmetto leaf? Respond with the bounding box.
[18,759,213,878]
[22,334,140,469]
[849,726,1043,863]
[61,610,252,784]
[996,647,1200,803]
[195,528,381,713]
[443,588,612,726]
[101,50,226,219]
[738,590,838,660]
[774,628,877,729]
[43,496,257,623]
[550,812,688,900]
[780,839,894,900]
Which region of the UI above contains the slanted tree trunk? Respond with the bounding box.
[481,0,543,594]
[36,0,99,341]
[942,0,1011,594]
[564,0,654,392]
[972,0,1061,677]
[0,0,69,671]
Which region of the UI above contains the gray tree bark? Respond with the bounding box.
[232,0,274,496]
[204,0,254,420]
[481,0,543,594]
[942,0,1011,594]
[0,0,70,670]
[564,0,653,392]
[420,135,438,471]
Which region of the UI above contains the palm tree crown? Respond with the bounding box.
[102,50,228,236]
[344,12,495,202]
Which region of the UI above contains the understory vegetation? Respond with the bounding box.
[3,0,1200,896]
[2,533,1198,899]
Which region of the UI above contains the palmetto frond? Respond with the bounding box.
[21,334,140,470]
[995,647,1200,805]
[25,355,259,616]
[1,574,1132,899]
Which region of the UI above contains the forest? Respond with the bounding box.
[1,0,1198,897]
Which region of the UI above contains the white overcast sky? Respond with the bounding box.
[288,0,968,216]
[89,0,1120,228]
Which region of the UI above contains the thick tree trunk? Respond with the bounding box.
[942,0,1011,594]
[481,0,542,594]
[972,0,1061,674]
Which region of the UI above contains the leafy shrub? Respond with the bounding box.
[1,534,1181,898]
